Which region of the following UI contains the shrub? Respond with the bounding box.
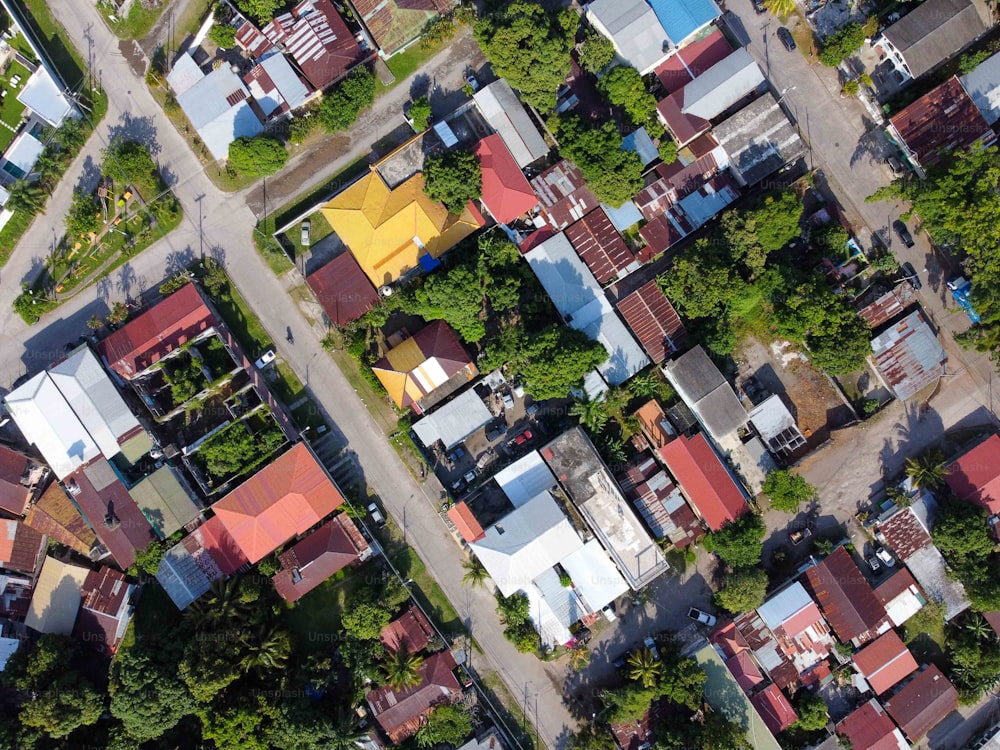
[409,95,432,132]
[762,470,817,513]
[227,135,288,176]
[422,148,482,212]
[819,22,865,67]
[208,24,236,48]
[841,79,859,97]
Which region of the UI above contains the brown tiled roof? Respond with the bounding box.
[0,519,44,574]
[367,650,461,743]
[380,604,437,653]
[615,280,687,363]
[883,665,958,741]
[564,207,635,284]
[801,546,887,643]
[837,699,905,750]
[272,513,369,602]
[307,251,380,326]
[853,631,918,695]
[878,508,932,561]
[639,213,686,255]
[447,502,485,543]
[0,444,33,516]
[24,483,97,555]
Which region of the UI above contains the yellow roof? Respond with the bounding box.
[321,170,480,286]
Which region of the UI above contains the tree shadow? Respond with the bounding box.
[165,248,196,275]
[76,155,103,193]
[96,275,113,301]
[849,115,888,168]
[107,112,161,156]
[160,163,178,188]
[409,73,431,100]
[116,263,137,299]
[210,245,227,266]
[21,256,47,287]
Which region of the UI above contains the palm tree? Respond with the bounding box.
[187,578,249,630]
[628,374,659,400]
[327,709,367,750]
[764,0,796,18]
[626,647,661,688]
[569,395,609,433]
[568,644,591,672]
[241,623,292,671]
[461,555,490,590]
[905,449,948,491]
[384,646,425,690]
[6,179,46,214]
[963,614,994,642]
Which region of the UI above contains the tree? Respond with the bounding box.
[235,0,282,23]
[462,555,490,589]
[109,647,195,741]
[658,653,707,710]
[65,189,101,237]
[228,135,288,176]
[343,602,393,640]
[762,470,816,513]
[496,591,531,628]
[131,539,166,576]
[200,694,279,750]
[409,95,431,132]
[19,672,103,738]
[699,712,751,750]
[412,263,487,342]
[705,513,767,569]
[659,139,678,165]
[179,636,243,702]
[553,115,644,206]
[579,31,616,74]
[513,325,608,400]
[792,691,829,732]
[764,0,796,17]
[749,190,803,252]
[658,241,743,319]
[570,394,609,433]
[598,66,658,129]
[209,23,237,47]
[6,178,46,214]
[569,644,591,671]
[103,139,161,198]
[474,2,578,111]
[714,567,768,613]
[318,67,375,132]
[384,646,426,690]
[423,148,482,213]
[568,725,617,750]
[107,300,129,325]
[416,704,472,748]
[818,22,866,67]
[241,623,292,672]
[948,612,1000,702]
[627,647,662,688]
[905,449,948,491]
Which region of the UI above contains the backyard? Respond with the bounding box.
[0,58,31,150]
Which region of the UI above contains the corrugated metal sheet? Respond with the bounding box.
[530,160,599,231]
[564,207,635,284]
[858,285,916,329]
[615,279,687,363]
[871,311,946,400]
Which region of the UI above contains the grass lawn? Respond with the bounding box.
[0,209,32,266]
[281,210,333,259]
[207,275,274,358]
[376,38,447,94]
[0,60,32,135]
[20,0,88,88]
[790,12,819,60]
[282,565,365,654]
[272,359,306,405]
[903,600,949,669]
[120,583,182,652]
[6,31,37,63]
[104,0,166,40]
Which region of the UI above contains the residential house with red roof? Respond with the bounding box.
[749,684,798,735]
[658,432,750,531]
[366,650,461,743]
[73,566,135,655]
[801,546,888,645]
[474,134,538,225]
[529,160,600,233]
[0,444,46,517]
[446,502,485,543]
[564,207,639,284]
[883,665,959,741]
[212,442,344,564]
[380,604,437,653]
[0,519,45,575]
[755,581,835,674]
[654,29,734,94]
[96,283,217,380]
[615,280,687,364]
[836,699,909,750]
[874,568,926,628]
[157,515,249,610]
[944,434,1000,514]
[616,453,703,548]
[306,251,380,326]
[272,512,371,602]
[853,631,919,695]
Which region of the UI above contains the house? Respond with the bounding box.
[658,433,750,532]
[610,697,675,750]
[211,442,344,564]
[372,321,477,413]
[662,345,747,442]
[530,160,600,232]
[306,251,379,326]
[457,728,506,750]
[874,0,991,83]
[73,566,135,654]
[755,581,835,674]
[858,285,917,330]
[320,169,481,287]
[621,128,660,167]
[836,699,909,750]
[635,153,726,221]
[524,233,650,385]
[654,28,734,94]
[243,54,313,120]
[801,546,888,644]
[883,665,959,741]
[15,66,76,128]
[23,481,97,556]
[747,394,807,459]
[944,434,1000,514]
[272,512,372,602]
[615,280,687,364]
[0,571,32,620]
[633,399,677,452]
[347,0,452,56]
[749,684,798,736]
[380,604,437,653]
[647,0,721,49]
[959,50,1000,124]
[156,515,249,610]
[875,568,927,627]
[492,451,558,508]
[887,76,995,177]
[166,52,265,161]
[411,388,493,450]
[96,283,217,380]
[366,650,461,743]
[474,134,538,225]
[616,453,704,548]
[473,80,549,169]
[128,465,202,540]
[639,172,740,255]
[0,130,45,181]
[24,556,88,635]
[0,443,45,516]
[586,0,672,75]
[712,92,807,187]
[446,502,484,543]
[564,207,639,284]
[0,519,44,575]
[870,311,946,401]
[853,630,918,695]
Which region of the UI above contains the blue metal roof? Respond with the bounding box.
[648,0,720,45]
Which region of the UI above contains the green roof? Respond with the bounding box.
[119,430,155,463]
[129,466,201,538]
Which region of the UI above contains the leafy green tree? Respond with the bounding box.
[103,140,161,198]
[570,394,609,433]
[477,232,526,312]
[948,613,1000,702]
[423,148,482,213]
[764,0,796,17]
[384,646,425,690]
[474,2,578,111]
[960,49,991,74]
[409,95,431,131]
[705,513,767,569]
[601,683,662,724]
[812,221,849,254]
[318,67,376,132]
[627,647,662,688]
[228,135,288,176]
[19,672,104,738]
[110,646,195,741]
[6,178,46,214]
[65,189,101,237]
[699,712,751,750]
[932,499,995,564]
[659,139,678,165]
[749,190,803,253]
[580,31,616,73]
[496,591,531,627]
[235,0,282,23]
[131,539,166,576]
[107,300,130,325]
[513,326,608,400]
[553,116,644,206]
[905,449,948,491]
[598,66,658,129]
[417,704,472,747]
[658,241,744,318]
[200,693,279,750]
[658,653,707,710]
[568,725,617,750]
[818,22,866,66]
[462,555,490,589]
[412,263,487,342]
[241,623,292,672]
[762,470,816,512]
[179,636,243,702]
[792,691,829,731]
[714,567,768,613]
[342,602,393,640]
[209,23,237,47]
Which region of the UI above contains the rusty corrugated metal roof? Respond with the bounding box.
[615,279,687,363]
[871,311,946,400]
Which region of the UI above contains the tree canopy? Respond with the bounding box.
[318,67,376,132]
[474,2,578,111]
[422,148,482,213]
[553,115,645,206]
[931,497,1000,611]
[792,691,829,732]
[705,513,767,569]
[762,470,817,513]
[409,95,431,132]
[818,22,866,66]
[235,0,282,23]
[209,23,237,47]
[416,705,472,748]
[579,31,616,74]
[228,135,288,176]
[597,66,661,135]
[714,567,768,612]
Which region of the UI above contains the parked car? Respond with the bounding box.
[868,555,881,572]
[254,349,276,369]
[367,502,386,527]
[446,446,466,463]
[900,261,921,290]
[466,74,479,92]
[450,477,467,494]
[454,664,474,688]
[947,277,982,324]
[512,381,525,399]
[301,219,311,247]
[602,603,617,622]
[886,155,904,175]
[688,607,717,626]
[463,469,478,484]
[875,547,896,567]
[485,421,506,442]
[643,636,660,660]
[752,0,767,13]
[501,391,515,410]
[893,219,915,248]
[512,429,533,446]
[789,527,813,545]
[612,648,632,669]
[777,27,796,51]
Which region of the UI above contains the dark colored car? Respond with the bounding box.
[752,0,767,13]
[900,261,922,290]
[485,421,507,442]
[612,649,634,670]
[777,27,796,51]
[893,219,915,248]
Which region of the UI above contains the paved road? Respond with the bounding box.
[0,5,572,749]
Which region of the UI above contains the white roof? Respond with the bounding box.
[748,394,798,441]
[524,233,650,385]
[261,52,311,111]
[962,50,1000,124]
[587,0,671,74]
[16,67,76,127]
[526,568,584,647]
[2,131,45,176]
[156,544,212,610]
[175,60,264,160]
[474,79,549,168]
[756,581,814,632]
[0,637,19,671]
[493,451,557,508]
[412,388,493,449]
[24,556,88,635]
[470,492,584,597]
[0,185,10,207]
[167,52,205,97]
[561,538,629,611]
[681,48,765,120]
[904,545,970,621]
[881,582,925,628]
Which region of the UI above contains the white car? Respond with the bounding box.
[875,547,895,567]
[501,391,515,410]
[254,349,276,369]
[466,74,479,92]
[367,502,386,527]
[688,607,716,627]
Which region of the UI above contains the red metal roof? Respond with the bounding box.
[658,433,750,531]
[184,515,248,577]
[853,631,919,695]
[475,134,538,225]
[212,443,344,564]
[380,604,436,653]
[878,508,932,561]
[883,666,958,741]
[530,160,600,231]
[447,501,485,542]
[657,90,711,146]
[0,519,44,574]
[837,699,906,750]
[654,29,733,93]
[96,283,217,380]
[0,444,32,516]
[366,650,460,743]
[726,650,764,691]
[802,546,887,643]
[272,512,369,601]
[307,251,379,326]
[615,280,687,363]
[944,434,1000,514]
[749,684,798,735]
[74,566,131,654]
[639,213,686,255]
[875,568,922,607]
[564,207,635,284]
[858,285,916,329]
